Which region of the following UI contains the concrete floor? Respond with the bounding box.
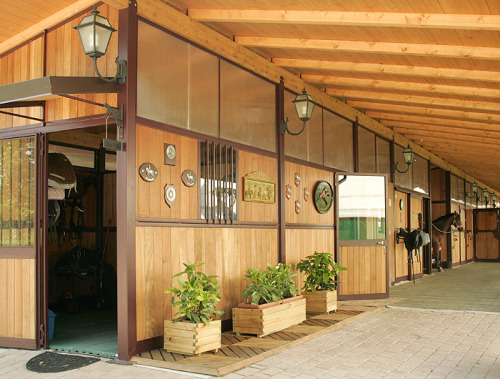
[1,262,499,378]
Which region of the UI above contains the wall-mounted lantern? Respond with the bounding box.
[466,182,478,199]
[281,88,316,136]
[393,144,415,174]
[74,6,127,85]
[491,192,497,208]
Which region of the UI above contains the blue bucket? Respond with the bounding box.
[48,310,56,341]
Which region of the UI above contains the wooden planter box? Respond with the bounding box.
[164,319,221,356]
[232,295,306,337]
[303,290,337,314]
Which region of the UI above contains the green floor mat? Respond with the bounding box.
[49,308,118,357]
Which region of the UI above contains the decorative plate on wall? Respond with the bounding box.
[304,187,310,202]
[286,184,292,199]
[139,162,158,182]
[295,200,301,214]
[182,169,196,187]
[164,184,176,207]
[313,180,333,214]
[294,172,301,187]
[164,143,176,166]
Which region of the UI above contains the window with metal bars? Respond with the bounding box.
[200,141,237,222]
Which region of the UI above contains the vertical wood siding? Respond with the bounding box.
[135,226,278,341]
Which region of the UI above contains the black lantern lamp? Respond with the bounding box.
[74,6,127,85]
[466,182,478,199]
[281,88,316,136]
[491,192,497,208]
[393,144,415,174]
[483,188,489,204]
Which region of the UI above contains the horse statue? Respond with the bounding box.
[431,211,463,272]
[396,225,430,283]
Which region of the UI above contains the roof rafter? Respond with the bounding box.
[391,124,500,138]
[189,9,500,31]
[303,75,500,99]
[272,58,500,84]
[329,89,500,114]
[394,129,500,144]
[234,36,500,60]
[348,101,500,124]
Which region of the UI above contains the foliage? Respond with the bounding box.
[242,263,298,305]
[296,251,347,292]
[164,262,224,325]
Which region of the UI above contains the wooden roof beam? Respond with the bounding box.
[272,58,500,84]
[329,89,500,114]
[347,101,500,124]
[395,130,500,145]
[371,112,500,131]
[304,75,500,100]
[189,10,500,31]
[0,0,129,56]
[235,36,500,60]
[391,124,500,139]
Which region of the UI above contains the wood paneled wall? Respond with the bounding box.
[432,202,448,259]
[394,191,408,279]
[44,4,118,122]
[285,228,334,291]
[285,161,334,225]
[338,246,386,296]
[431,169,447,202]
[136,125,199,220]
[135,226,278,341]
[475,232,500,260]
[0,258,35,339]
[410,196,423,275]
[238,151,278,223]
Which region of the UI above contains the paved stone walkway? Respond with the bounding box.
[1,262,499,378]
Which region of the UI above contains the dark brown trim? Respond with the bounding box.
[432,200,447,204]
[59,94,106,108]
[353,118,359,173]
[462,259,473,264]
[136,219,278,228]
[0,33,45,60]
[0,247,35,259]
[339,293,389,301]
[117,3,138,361]
[285,223,334,229]
[277,77,285,264]
[136,116,278,159]
[394,276,409,284]
[0,110,43,122]
[0,337,38,349]
[135,336,162,354]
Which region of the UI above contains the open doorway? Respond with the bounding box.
[46,126,117,357]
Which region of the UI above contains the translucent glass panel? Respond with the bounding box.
[137,21,219,136]
[339,175,386,240]
[49,144,95,168]
[284,91,323,163]
[451,175,465,204]
[0,138,36,246]
[412,155,429,195]
[323,110,354,171]
[220,60,276,152]
[394,144,412,189]
[376,138,391,177]
[358,127,376,173]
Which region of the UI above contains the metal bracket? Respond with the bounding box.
[104,103,124,139]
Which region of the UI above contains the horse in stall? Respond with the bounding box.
[396,227,430,283]
[431,211,463,272]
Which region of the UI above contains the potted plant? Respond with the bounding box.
[164,262,224,356]
[232,263,306,337]
[296,251,347,313]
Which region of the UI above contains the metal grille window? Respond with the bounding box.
[200,142,237,222]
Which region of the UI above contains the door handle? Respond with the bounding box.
[376,241,386,246]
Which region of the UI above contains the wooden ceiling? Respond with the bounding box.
[2,0,500,192]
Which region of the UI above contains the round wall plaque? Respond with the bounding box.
[182,169,196,187]
[313,181,333,214]
[164,184,176,207]
[139,162,158,182]
[400,198,405,210]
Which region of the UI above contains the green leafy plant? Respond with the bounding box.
[165,262,224,325]
[296,251,347,292]
[242,263,298,305]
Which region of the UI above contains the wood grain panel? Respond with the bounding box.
[337,245,386,296]
[44,4,118,122]
[431,169,447,202]
[410,196,423,275]
[0,258,35,339]
[136,125,199,220]
[0,37,43,128]
[476,211,497,230]
[285,228,334,291]
[238,151,278,223]
[135,226,278,341]
[432,202,448,260]
[394,191,408,279]
[285,162,334,225]
[475,232,500,260]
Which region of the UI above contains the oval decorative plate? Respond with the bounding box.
[313,180,333,214]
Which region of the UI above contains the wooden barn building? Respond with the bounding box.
[0,0,499,362]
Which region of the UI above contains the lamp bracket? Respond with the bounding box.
[104,103,124,140]
[93,57,127,85]
[280,117,306,136]
[392,161,410,174]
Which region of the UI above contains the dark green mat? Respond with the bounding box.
[26,352,99,373]
[49,308,117,357]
